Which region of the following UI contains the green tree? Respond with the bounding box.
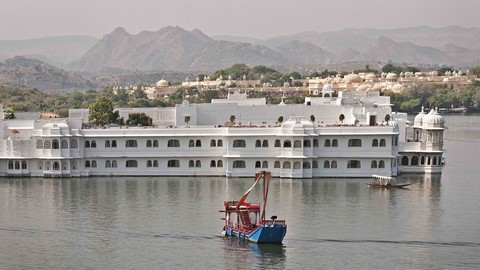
[126,112,153,126]
[468,66,480,77]
[437,67,453,76]
[4,109,15,119]
[88,96,119,126]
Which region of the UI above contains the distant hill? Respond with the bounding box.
[0,36,99,66]
[69,27,288,72]
[0,56,96,91]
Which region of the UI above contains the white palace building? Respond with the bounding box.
[0,90,445,178]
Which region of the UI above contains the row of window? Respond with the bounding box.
[401,155,441,166]
[37,137,396,150]
[7,161,28,170]
[36,139,78,149]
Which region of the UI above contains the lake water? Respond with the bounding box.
[1,115,480,269]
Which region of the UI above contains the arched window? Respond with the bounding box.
[255,140,262,147]
[84,141,90,148]
[401,156,409,165]
[105,140,111,148]
[255,161,261,168]
[189,140,195,147]
[210,139,216,147]
[8,161,14,170]
[312,160,318,168]
[262,140,269,147]
[195,160,201,167]
[146,140,152,148]
[331,161,337,168]
[168,140,180,147]
[313,139,319,147]
[347,160,361,168]
[411,156,419,165]
[274,140,281,147]
[262,161,268,168]
[153,140,158,147]
[53,162,60,170]
[112,160,117,168]
[189,160,195,167]
[217,140,223,147]
[21,161,27,169]
[303,161,311,169]
[283,140,292,147]
[394,136,398,146]
[332,139,338,147]
[233,160,246,168]
[421,156,425,165]
[371,160,378,168]
[111,140,117,148]
[52,139,60,149]
[91,140,97,148]
[85,160,91,168]
[379,160,385,168]
[380,139,386,147]
[91,160,97,168]
[293,162,301,169]
[372,139,379,147]
[274,161,280,168]
[433,157,437,166]
[196,140,202,147]
[233,140,246,148]
[15,161,20,170]
[126,160,138,167]
[324,160,330,168]
[303,140,311,147]
[283,161,291,169]
[105,160,111,168]
[167,160,180,168]
[217,160,223,167]
[324,139,331,147]
[147,160,152,167]
[348,139,362,147]
[294,140,302,148]
[125,140,137,148]
[210,160,216,167]
[153,160,159,167]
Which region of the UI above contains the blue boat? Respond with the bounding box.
[221,171,287,244]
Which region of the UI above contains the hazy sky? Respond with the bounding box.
[1,0,479,40]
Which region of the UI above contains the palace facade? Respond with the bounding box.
[0,91,445,178]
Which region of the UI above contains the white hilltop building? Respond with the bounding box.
[0,89,445,178]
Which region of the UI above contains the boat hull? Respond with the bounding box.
[224,224,286,244]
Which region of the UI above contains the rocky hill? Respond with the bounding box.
[69,27,288,72]
[0,56,96,91]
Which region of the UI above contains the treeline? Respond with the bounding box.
[2,63,480,117]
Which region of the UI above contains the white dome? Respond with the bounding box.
[424,108,444,125]
[356,84,370,91]
[365,73,377,81]
[345,73,362,83]
[386,73,397,80]
[156,79,169,87]
[414,107,427,126]
[372,83,384,91]
[322,84,334,92]
[391,83,405,93]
